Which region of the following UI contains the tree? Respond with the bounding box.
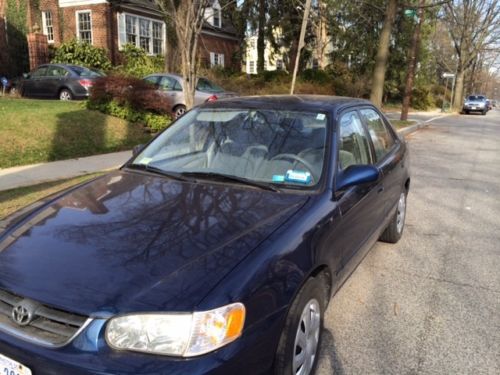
[443,0,500,109]
[370,0,399,108]
[156,0,209,110]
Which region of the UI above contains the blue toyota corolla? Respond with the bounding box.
[0,96,409,375]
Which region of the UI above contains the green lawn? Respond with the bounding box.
[0,173,103,220]
[0,98,152,168]
[390,119,417,129]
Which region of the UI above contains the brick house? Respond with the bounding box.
[31,0,239,68]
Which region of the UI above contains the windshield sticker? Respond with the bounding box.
[138,157,152,165]
[316,113,326,120]
[285,170,312,184]
[272,175,286,183]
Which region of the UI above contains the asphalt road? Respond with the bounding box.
[317,109,500,374]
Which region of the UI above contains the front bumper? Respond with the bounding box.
[462,104,485,112]
[0,311,285,375]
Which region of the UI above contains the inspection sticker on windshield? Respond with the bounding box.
[138,157,152,165]
[316,113,326,120]
[272,175,285,183]
[285,170,311,184]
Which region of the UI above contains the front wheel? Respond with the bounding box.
[274,275,328,375]
[380,191,407,243]
[173,105,186,119]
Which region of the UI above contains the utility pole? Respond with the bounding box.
[290,0,312,95]
[400,0,425,121]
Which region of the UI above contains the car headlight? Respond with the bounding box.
[105,303,245,357]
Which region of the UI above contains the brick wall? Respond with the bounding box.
[39,0,61,45]
[61,4,111,50]
[199,33,239,69]
[27,32,49,69]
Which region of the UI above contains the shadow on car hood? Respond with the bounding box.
[0,171,307,316]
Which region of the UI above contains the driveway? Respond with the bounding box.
[317,109,500,374]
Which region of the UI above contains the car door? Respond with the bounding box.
[42,65,68,97]
[23,66,48,96]
[333,109,385,268]
[359,107,402,216]
[158,76,183,108]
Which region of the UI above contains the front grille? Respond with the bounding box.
[0,289,89,347]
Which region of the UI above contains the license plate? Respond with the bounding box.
[0,353,31,375]
[471,107,476,109]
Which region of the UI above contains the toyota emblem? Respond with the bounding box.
[11,300,37,326]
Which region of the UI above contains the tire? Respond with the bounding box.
[59,89,73,101]
[274,275,328,375]
[380,191,407,244]
[482,110,487,116]
[465,110,469,115]
[173,105,187,119]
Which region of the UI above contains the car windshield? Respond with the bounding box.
[131,108,328,189]
[69,66,104,78]
[467,95,485,101]
[196,78,225,93]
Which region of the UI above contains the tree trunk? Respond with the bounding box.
[400,0,425,121]
[453,68,465,111]
[370,0,398,108]
[257,0,266,73]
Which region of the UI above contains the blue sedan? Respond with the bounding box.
[0,95,409,375]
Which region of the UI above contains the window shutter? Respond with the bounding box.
[210,52,216,67]
[220,54,225,67]
[118,13,126,49]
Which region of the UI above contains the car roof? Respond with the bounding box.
[201,95,372,113]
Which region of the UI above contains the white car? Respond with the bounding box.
[144,73,237,118]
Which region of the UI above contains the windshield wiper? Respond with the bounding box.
[181,171,281,192]
[126,163,191,182]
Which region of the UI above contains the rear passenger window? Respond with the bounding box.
[339,111,372,170]
[360,108,395,161]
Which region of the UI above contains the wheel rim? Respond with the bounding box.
[60,91,71,101]
[396,192,406,234]
[293,298,321,375]
[175,106,186,118]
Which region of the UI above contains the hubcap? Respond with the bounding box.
[396,192,406,234]
[175,107,186,118]
[60,91,71,101]
[293,299,321,375]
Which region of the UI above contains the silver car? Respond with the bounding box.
[144,73,236,118]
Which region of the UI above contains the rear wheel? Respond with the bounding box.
[274,275,328,375]
[173,105,186,119]
[380,191,407,243]
[59,89,73,101]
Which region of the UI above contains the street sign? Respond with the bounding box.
[442,73,455,78]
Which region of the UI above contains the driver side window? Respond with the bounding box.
[339,111,372,170]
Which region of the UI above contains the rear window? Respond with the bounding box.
[68,66,104,78]
[468,95,485,101]
[196,78,224,93]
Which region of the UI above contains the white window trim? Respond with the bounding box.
[118,12,166,56]
[76,10,93,45]
[42,11,54,44]
[210,52,224,68]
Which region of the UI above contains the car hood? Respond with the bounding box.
[0,171,307,316]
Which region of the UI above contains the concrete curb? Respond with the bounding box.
[396,113,453,137]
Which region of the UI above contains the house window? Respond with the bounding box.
[210,52,224,68]
[213,7,221,27]
[119,13,164,55]
[152,22,163,54]
[125,15,137,45]
[77,11,92,44]
[249,61,255,74]
[139,18,151,51]
[42,11,54,43]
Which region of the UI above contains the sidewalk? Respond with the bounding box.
[0,151,131,192]
[0,110,454,192]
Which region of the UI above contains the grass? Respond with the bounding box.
[390,119,417,129]
[0,173,103,220]
[0,98,152,169]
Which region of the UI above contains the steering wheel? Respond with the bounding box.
[269,153,317,182]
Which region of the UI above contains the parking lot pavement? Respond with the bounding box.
[317,109,500,374]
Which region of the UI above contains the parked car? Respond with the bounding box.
[14,64,104,100]
[485,99,493,111]
[0,96,409,375]
[462,94,488,115]
[144,73,236,118]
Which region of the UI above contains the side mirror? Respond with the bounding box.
[23,73,30,79]
[132,144,145,157]
[336,165,380,191]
